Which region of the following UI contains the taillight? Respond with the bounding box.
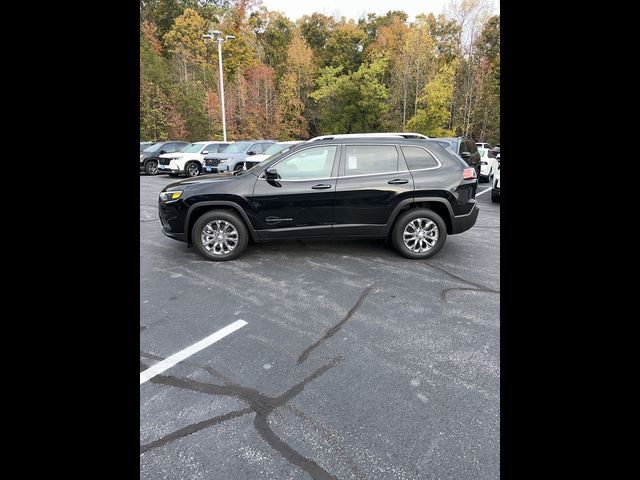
[463,167,477,180]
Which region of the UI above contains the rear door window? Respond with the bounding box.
[344,145,398,176]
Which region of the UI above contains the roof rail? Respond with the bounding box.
[306,132,429,142]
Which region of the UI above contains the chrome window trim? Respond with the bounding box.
[257,142,443,181]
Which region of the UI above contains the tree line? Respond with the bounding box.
[140,0,499,143]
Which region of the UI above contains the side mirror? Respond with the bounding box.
[496,154,500,161]
[159,150,166,155]
[201,150,209,155]
[247,151,256,156]
[460,151,471,159]
[265,167,278,180]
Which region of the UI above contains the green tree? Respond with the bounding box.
[140,80,171,141]
[358,10,408,45]
[279,31,315,139]
[163,8,209,68]
[321,20,368,73]
[173,81,210,140]
[420,13,462,63]
[297,13,335,62]
[254,10,294,77]
[310,57,389,133]
[406,60,458,137]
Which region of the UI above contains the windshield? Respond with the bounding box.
[180,143,206,153]
[263,143,294,155]
[222,142,252,153]
[144,143,166,153]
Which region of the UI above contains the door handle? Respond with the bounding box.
[387,178,409,184]
[311,184,332,189]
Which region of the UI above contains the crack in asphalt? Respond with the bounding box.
[140,351,235,386]
[140,356,342,479]
[297,283,374,365]
[424,263,500,303]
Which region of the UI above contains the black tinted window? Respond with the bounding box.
[344,145,398,175]
[401,146,440,170]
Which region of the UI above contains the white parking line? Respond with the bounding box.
[476,187,492,197]
[140,320,248,385]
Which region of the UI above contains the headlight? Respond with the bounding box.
[160,191,183,202]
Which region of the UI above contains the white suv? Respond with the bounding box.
[157,141,230,177]
[491,154,500,202]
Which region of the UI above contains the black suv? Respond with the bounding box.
[140,141,189,175]
[158,135,479,261]
[432,137,481,175]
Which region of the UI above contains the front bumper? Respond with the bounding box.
[203,164,226,174]
[157,164,181,174]
[451,203,480,234]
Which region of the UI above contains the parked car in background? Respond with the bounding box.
[476,142,492,149]
[158,134,479,261]
[478,147,499,183]
[140,141,189,175]
[433,137,481,175]
[492,154,500,202]
[158,142,230,177]
[203,141,276,173]
[140,141,156,152]
[242,141,302,170]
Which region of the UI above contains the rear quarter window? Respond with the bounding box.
[401,146,440,170]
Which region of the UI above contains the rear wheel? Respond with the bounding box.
[491,190,500,203]
[145,160,158,175]
[391,209,447,260]
[192,210,249,261]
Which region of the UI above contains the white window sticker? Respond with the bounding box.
[348,156,357,169]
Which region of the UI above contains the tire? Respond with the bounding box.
[192,210,249,261]
[233,162,245,172]
[491,190,500,203]
[391,208,447,260]
[185,162,201,177]
[145,160,158,176]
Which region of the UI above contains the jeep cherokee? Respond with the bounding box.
[158,134,479,261]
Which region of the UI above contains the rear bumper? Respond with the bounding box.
[162,228,186,242]
[451,203,479,234]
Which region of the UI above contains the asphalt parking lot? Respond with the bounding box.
[140,173,500,479]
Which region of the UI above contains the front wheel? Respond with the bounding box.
[192,210,249,261]
[145,160,158,175]
[391,209,447,260]
[185,162,201,177]
[491,190,500,203]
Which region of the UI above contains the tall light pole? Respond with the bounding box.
[203,30,235,142]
